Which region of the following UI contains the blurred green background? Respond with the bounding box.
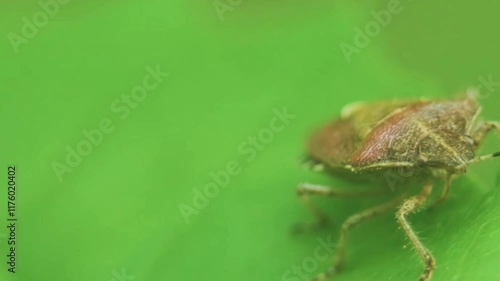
[1,0,500,281]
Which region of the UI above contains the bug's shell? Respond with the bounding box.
[308,96,480,175]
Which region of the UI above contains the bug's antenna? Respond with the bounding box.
[468,151,500,164]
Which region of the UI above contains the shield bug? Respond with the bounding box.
[297,90,500,281]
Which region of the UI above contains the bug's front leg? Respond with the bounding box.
[294,183,388,233]
[396,183,435,281]
[470,121,500,149]
[309,195,403,281]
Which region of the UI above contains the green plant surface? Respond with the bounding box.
[0,1,500,281]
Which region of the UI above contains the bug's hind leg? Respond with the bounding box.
[471,121,500,148]
[293,183,389,234]
[309,196,403,281]
[396,183,435,281]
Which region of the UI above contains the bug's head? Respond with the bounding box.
[416,132,475,173]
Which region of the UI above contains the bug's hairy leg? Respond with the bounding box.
[471,121,500,148]
[294,183,389,233]
[396,183,435,281]
[334,198,402,271]
[309,196,403,281]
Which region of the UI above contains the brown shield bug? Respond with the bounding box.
[297,90,500,281]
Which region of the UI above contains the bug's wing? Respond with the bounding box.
[351,98,480,169]
[308,100,420,169]
[341,100,420,138]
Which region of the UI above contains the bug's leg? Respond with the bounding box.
[333,197,403,270]
[294,184,330,232]
[429,175,452,209]
[471,121,500,148]
[297,183,390,201]
[309,196,404,281]
[301,157,327,173]
[294,183,389,233]
[396,183,435,281]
